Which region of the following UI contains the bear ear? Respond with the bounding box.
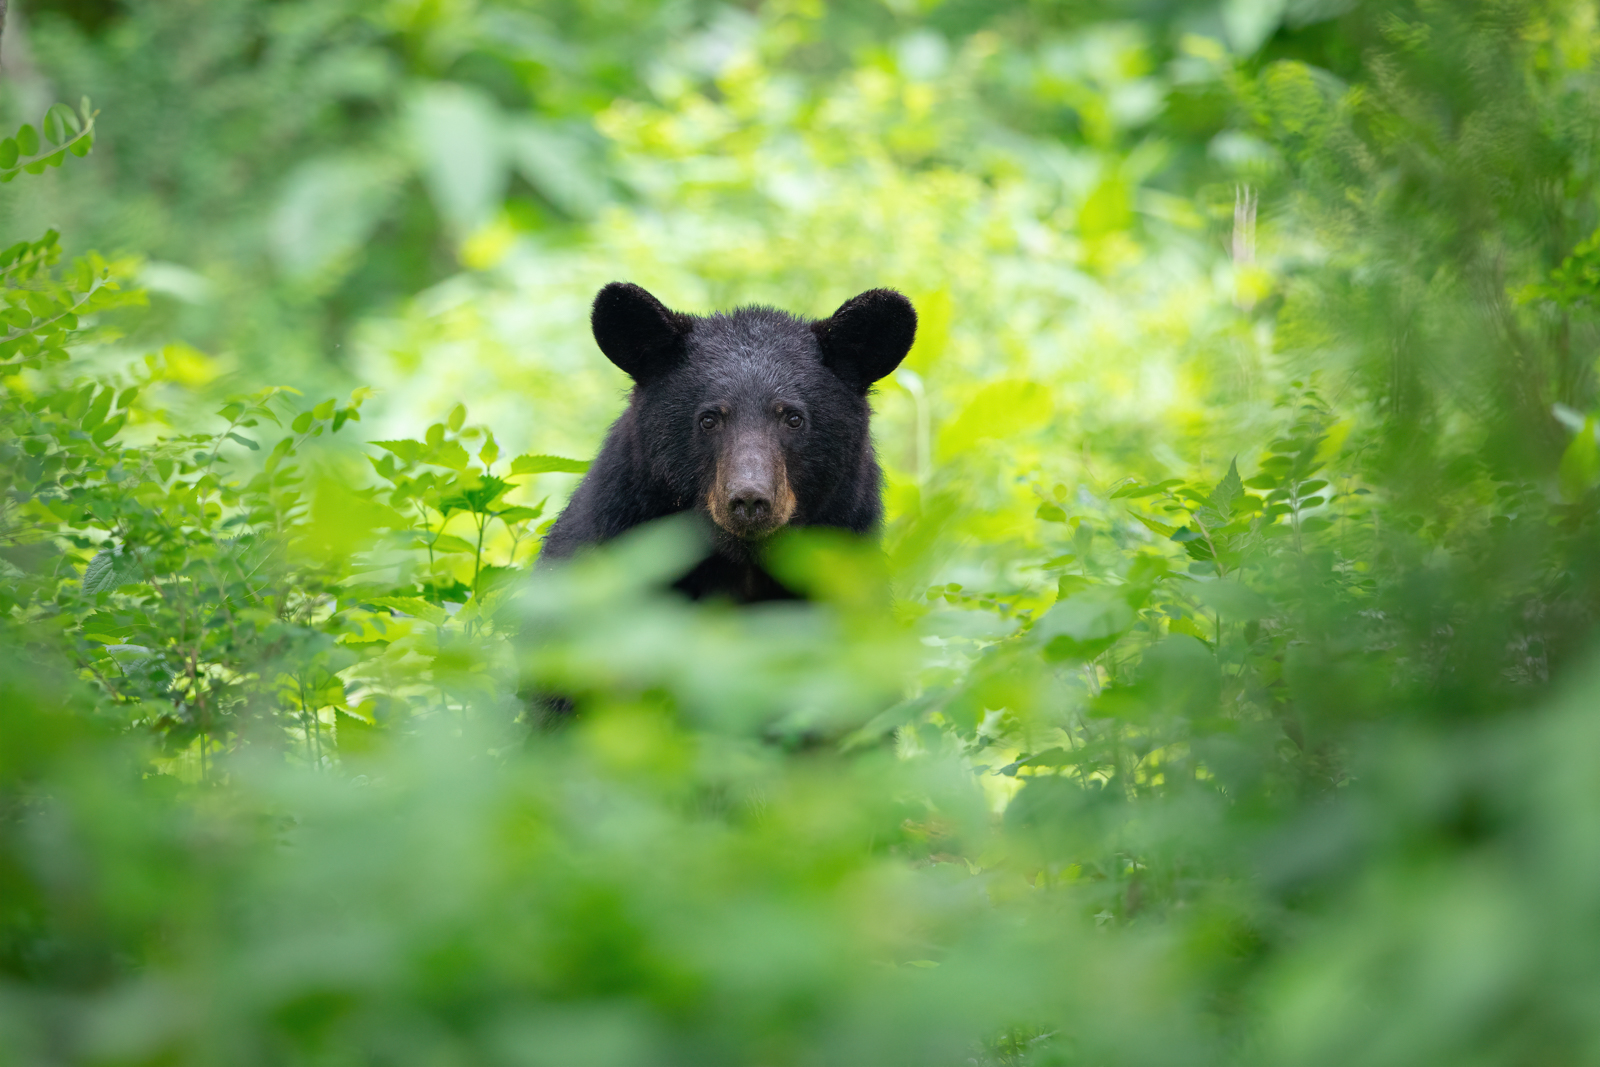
[811,289,918,394]
[591,282,693,382]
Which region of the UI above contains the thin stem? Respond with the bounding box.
[187,647,206,782]
[415,501,436,573]
[1289,479,1304,555]
[0,276,104,349]
[298,675,316,771]
[472,511,487,591]
[1190,513,1227,578]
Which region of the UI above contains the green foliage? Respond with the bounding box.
[8,4,1600,1066]
[8,350,593,772]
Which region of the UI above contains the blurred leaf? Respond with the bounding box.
[1037,502,1068,522]
[1132,512,1178,537]
[1559,417,1599,504]
[1190,578,1272,621]
[426,440,472,470]
[421,533,477,553]
[270,156,397,279]
[510,454,591,475]
[937,380,1052,461]
[408,83,505,234]
[505,121,607,218]
[1033,591,1134,662]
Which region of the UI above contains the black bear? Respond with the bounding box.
[539,281,917,602]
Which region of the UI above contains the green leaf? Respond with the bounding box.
[1131,512,1177,538]
[1111,478,1183,499]
[41,104,79,146]
[1207,459,1244,519]
[509,453,591,475]
[80,611,131,643]
[81,387,112,431]
[1033,593,1134,663]
[91,414,126,445]
[0,139,16,169]
[292,411,314,433]
[368,596,447,626]
[1190,579,1272,621]
[995,747,1079,776]
[447,403,467,431]
[425,440,471,470]
[227,432,260,451]
[312,398,336,420]
[1559,417,1599,503]
[496,504,545,523]
[46,103,81,141]
[82,547,141,594]
[1056,573,1089,599]
[15,124,38,156]
[421,533,478,554]
[103,644,157,670]
[440,476,515,515]
[1036,502,1068,522]
[372,439,422,465]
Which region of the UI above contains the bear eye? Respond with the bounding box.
[784,412,804,429]
[698,413,718,431]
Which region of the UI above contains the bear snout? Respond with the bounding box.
[710,438,797,539]
[728,485,772,524]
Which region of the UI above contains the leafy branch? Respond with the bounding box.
[0,100,97,183]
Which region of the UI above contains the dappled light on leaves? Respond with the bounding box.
[5,3,1600,1065]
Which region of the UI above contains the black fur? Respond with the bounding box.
[589,282,694,382]
[540,283,917,602]
[812,288,920,394]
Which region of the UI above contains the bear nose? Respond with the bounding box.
[728,487,772,523]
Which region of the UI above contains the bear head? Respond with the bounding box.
[590,281,916,542]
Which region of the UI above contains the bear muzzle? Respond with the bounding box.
[708,437,796,539]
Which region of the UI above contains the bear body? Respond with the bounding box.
[539,283,917,602]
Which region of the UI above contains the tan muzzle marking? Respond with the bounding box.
[708,455,797,537]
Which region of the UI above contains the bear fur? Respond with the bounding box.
[539,282,917,602]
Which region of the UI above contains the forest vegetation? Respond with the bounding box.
[4,1,1600,1064]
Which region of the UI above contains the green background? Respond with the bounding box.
[4,2,1600,1064]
